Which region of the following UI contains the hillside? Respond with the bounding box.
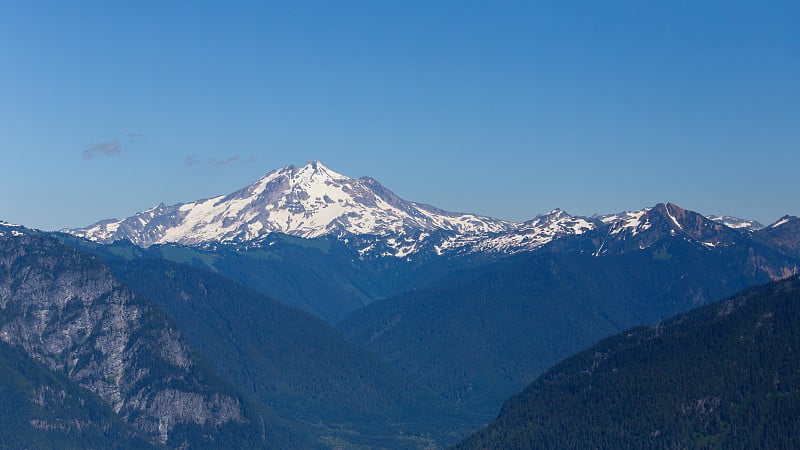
[101,255,481,448]
[0,230,302,448]
[754,216,800,259]
[340,231,797,416]
[57,233,492,324]
[456,276,800,449]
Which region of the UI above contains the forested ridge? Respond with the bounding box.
[456,276,800,449]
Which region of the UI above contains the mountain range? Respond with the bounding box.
[58,162,800,327]
[63,161,795,260]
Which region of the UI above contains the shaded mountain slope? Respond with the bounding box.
[339,229,798,417]
[754,215,800,259]
[456,275,800,449]
[103,255,482,448]
[57,232,492,324]
[0,230,302,448]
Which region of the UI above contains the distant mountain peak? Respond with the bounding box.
[754,215,800,260]
[531,208,569,221]
[451,208,596,254]
[597,207,653,237]
[65,161,513,249]
[707,214,765,231]
[0,221,32,238]
[591,202,749,255]
[279,159,345,181]
[770,215,799,229]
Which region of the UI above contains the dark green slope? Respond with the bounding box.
[58,233,485,324]
[339,236,796,417]
[456,275,800,449]
[105,256,481,448]
[0,340,155,449]
[56,234,377,323]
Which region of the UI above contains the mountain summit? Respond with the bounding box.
[66,161,513,248]
[594,202,747,254]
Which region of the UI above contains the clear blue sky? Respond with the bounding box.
[2,1,798,230]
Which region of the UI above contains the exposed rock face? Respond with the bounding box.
[0,233,243,444]
[0,337,156,448]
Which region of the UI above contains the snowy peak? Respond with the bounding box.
[521,209,595,237]
[595,203,745,254]
[525,208,569,225]
[768,215,799,229]
[707,215,764,231]
[600,208,653,237]
[66,161,513,248]
[437,208,596,255]
[655,203,745,247]
[604,203,712,236]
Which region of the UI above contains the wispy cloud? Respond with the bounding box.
[187,154,258,168]
[125,132,146,143]
[83,141,121,159]
[212,154,241,166]
[82,132,147,160]
[183,155,201,167]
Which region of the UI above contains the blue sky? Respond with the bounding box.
[1,1,798,230]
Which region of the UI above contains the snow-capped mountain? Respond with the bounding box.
[66,161,515,251]
[706,215,764,231]
[592,203,747,255]
[767,215,799,230]
[435,208,596,255]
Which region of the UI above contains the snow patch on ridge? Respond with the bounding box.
[603,209,652,236]
[0,221,28,238]
[707,215,764,231]
[771,217,790,228]
[665,205,684,231]
[435,209,596,254]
